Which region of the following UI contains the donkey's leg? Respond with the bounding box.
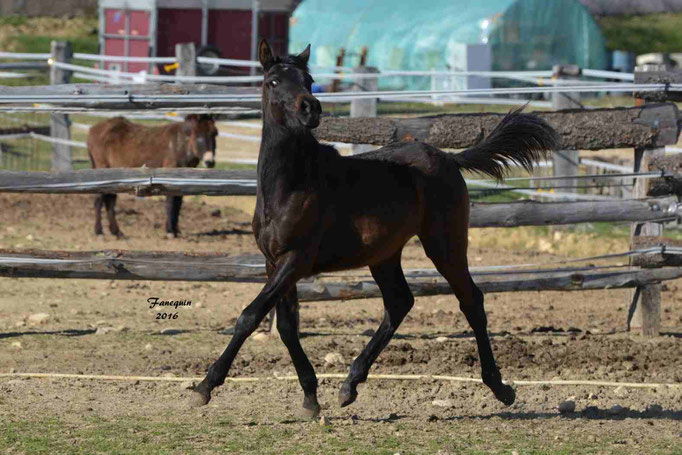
[276,287,320,418]
[339,252,414,407]
[94,194,104,236]
[165,195,183,237]
[103,193,124,238]
[191,254,300,407]
[420,230,515,406]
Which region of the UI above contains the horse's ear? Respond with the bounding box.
[258,39,274,69]
[297,44,311,65]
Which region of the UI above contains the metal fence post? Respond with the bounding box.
[50,40,72,171]
[551,65,581,198]
[350,66,378,155]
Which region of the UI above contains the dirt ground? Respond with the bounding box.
[0,193,681,454]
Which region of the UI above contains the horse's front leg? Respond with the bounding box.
[190,253,301,407]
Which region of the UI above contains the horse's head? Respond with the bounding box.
[258,39,321,129]
[185,114,218,168]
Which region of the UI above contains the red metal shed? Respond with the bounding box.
[98,0,295,74]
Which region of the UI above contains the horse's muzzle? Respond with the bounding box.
[203,151,216,168]
[296,95,321,129]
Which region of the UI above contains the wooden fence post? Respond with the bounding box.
[628,65,665,337]
[551,65,581,198]
[176,42,197,79]
[49,40,72,171]
[350,66,378,155]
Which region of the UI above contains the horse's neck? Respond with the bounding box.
[257,123,318,195]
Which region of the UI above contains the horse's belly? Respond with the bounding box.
[313,211,418,273]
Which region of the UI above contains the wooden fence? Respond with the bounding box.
[1,66,682,336]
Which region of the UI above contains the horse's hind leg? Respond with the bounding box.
[103,193,123,238]
[339,251,414,407]
[276,286,320,418]
[419,222,515,406]
[94,194,104,235]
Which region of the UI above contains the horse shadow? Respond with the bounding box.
[442,407,682,422]
[0,328,96,339]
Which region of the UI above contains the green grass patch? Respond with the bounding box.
[598,12,682,54]
[12,34,98,55]
[1,416,680,455]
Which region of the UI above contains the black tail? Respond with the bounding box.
[450,108,560,182]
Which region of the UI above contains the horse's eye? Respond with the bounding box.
[269,80,279,88]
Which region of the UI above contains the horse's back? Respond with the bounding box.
[345,141,469,228]
[88,117,173,168]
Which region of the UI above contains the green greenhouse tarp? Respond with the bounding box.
[290,0,608,90]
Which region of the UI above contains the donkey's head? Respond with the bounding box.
[184,114,218,168]
[258,39,321,129]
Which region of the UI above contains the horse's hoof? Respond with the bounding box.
[338,383,358,408]
[166,232,178,240]
[189,389,211,407]
[494,384,516,406]
[301,402,321,419]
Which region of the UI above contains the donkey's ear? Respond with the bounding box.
[184,114,199,135]
[297,44,311,65]
[258,39,274,68]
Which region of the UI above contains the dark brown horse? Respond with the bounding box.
[191,41,559,417]
[87,115,218,238]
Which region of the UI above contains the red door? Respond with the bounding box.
[103,8,152,73]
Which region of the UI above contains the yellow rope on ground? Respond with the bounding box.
[0,372,679,388]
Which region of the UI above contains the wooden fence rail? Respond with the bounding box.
[0,169,678,227]
[1,249,680,301]
[315,104,680,150]
[0,83,679,150]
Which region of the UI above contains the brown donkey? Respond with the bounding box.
[87,114,218,238]
[191,41,559,417]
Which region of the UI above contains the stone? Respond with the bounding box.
[435,336,449,343]
[252,332,269,342]
[613,386,628,397]
[180,381,196,390]
[324,352,345,366]
[431,399,454,408]
[608,404,626,415]
[10,341,21,349]
[646,404,663,416]
[558,400,576,414]
[27,313,50,325]
[144,343,153,351]
[95,326,116,335]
